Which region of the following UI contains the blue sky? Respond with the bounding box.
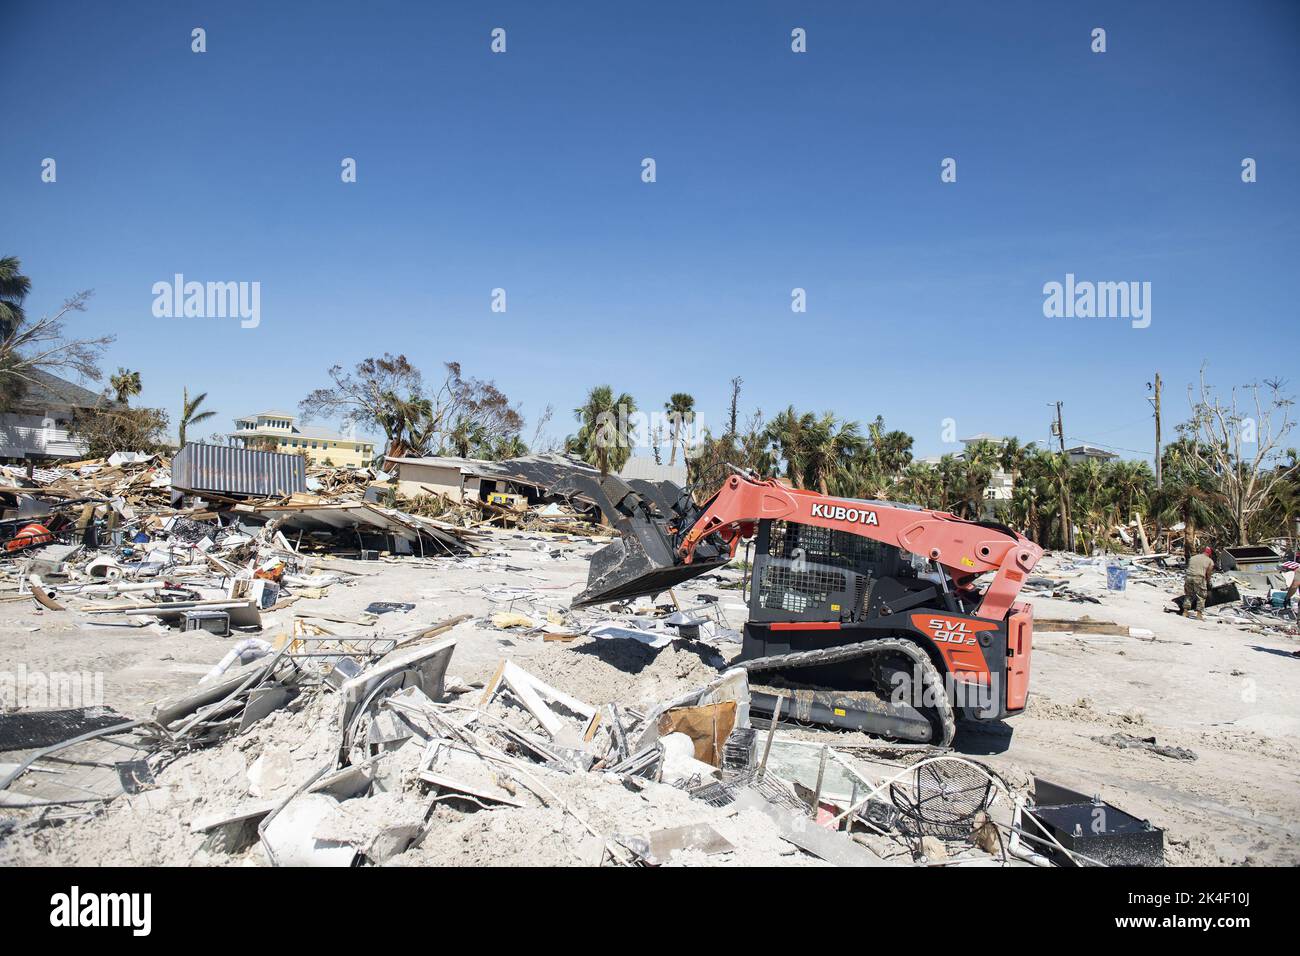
[3,1,1297,460]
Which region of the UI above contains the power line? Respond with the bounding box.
[1071,415,1154,439]
[1065,436,1153,457]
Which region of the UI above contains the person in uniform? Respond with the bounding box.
[1183,546,1214,620]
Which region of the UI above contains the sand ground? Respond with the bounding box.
[2,533,1296,866]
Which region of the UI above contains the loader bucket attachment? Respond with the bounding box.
[572,514,727,607]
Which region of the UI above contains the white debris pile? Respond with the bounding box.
[0,599,1049,868]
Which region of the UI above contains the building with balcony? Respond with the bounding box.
[229,411,376,467]
[959,434,1015,503]
[918,433,1016,518]
[0,369,99,462]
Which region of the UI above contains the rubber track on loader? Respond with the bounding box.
[736,637,956,746]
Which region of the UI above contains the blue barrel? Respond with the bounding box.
[1106,564,1128,591]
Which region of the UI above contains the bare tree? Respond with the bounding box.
[0,291,114,407]
[72,404,169,458]
[424,362,524,450]
[397,362,525,456]
[726,376,743,438]
[300,354,424,456]
[529,403,556,454]
[301,356,525,460]
[1183,367,1297,545]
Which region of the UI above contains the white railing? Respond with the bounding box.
[0,424,89,458]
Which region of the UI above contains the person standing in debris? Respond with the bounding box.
[1282,554,1299,609]
[1183,546,1214,620]
[1282,556,1300,655]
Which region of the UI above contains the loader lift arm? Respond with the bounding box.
[677,473,1042,620]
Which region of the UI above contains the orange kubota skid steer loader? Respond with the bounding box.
[573,470,1043,746]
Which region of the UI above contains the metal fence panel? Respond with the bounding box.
[172,443,306,498]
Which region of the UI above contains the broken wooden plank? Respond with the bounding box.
[1035,617,1129,635]
[27,575,65,612]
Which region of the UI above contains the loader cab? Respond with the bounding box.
[749,519,947,624]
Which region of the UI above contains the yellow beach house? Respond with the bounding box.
[228,411,376,467]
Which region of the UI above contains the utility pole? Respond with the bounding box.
[1052,401,1066,454]
[1049,401,1073,551]
[1148,373,1163,557]
[1045,403,1076,548]
[1153,373,1162,490]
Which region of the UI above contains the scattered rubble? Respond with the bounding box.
[1091,733,1198,761]
[0,590,1135,868]
[0,455,1295,867]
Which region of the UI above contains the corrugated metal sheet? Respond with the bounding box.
[172,443,306,498]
